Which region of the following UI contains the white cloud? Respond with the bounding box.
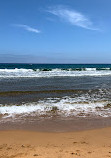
[13,24,41,33]
[48,6,99,30]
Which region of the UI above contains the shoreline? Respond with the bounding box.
[0,127,111,157]
[0,116,111,132]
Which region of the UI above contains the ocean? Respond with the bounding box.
[0,63,111,125]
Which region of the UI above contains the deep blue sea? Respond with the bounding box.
[0,63,111,70]
[0,63,111,121]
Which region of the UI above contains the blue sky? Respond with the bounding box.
[0,0,111,63]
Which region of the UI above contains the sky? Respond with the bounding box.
[0,0,111,63]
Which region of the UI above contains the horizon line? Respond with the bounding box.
[0,63,111,64]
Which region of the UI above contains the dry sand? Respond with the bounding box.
[0,127,111,158]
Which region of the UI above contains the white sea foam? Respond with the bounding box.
[85,68,96,71]
[0,68,111,78]
[0,96,110,119]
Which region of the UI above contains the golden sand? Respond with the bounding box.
[0,127,111,158]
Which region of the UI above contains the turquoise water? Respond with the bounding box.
[0,63,111,70]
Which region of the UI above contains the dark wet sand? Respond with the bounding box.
[0,116,111,132]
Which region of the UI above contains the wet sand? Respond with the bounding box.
[0,127,111,158]
[0,116,111,157]
[0,116,111,132]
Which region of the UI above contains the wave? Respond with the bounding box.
[41,67,111,71]
[0,96,111,119]
[0,88,111,120]
[0,68,111,78]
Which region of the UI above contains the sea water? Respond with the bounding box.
[0,63,111,120]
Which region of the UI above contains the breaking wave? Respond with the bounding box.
[0,68,111,78]
[0,95,111,119]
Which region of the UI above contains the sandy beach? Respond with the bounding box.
[0,127,111,158]
[0,64,111,158]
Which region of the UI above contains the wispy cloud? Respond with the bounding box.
[12,24,41,33]
[47,6,99,31]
